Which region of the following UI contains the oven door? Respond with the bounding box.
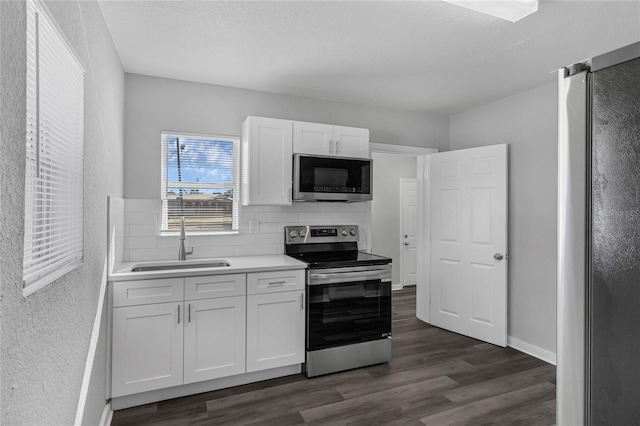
[307,265,392,351]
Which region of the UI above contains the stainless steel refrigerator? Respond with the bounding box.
[558,41,640,425]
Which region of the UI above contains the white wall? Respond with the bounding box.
[122,74,447,261]
[0,1,124,424]
[450,82,558,359]
[124,73,449,200]
[371,153,417,286]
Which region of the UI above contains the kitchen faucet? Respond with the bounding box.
[178,217,193,261]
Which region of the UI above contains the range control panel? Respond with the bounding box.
[285,225,359,245]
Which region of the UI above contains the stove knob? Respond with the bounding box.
[298,230,307,238]
[350,228,357,236]
[341,229,348,237]
[289,230,298,238]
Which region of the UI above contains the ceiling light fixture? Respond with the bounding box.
[442,0,538,22]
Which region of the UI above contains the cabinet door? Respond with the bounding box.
[241,116,293,206]
[183,296,246,384]
[333,125,369,158]
[293,121,334,156]
[246,290,305,372]
[112,302,183,397]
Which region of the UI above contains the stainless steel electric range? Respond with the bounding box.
[284,225,392,377]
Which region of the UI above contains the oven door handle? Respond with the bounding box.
[308,269,391,285]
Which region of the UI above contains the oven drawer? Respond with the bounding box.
[247,270,305,294]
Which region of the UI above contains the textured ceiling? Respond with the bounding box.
[98,0,640,115]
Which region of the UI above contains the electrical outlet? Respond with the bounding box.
[250,220,259,234]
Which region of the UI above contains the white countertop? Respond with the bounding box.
[109,255,307,282]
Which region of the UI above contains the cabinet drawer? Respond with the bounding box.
[113,278,184,307]
[185,274,246,300]
[247,270,305,294]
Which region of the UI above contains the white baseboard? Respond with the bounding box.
[508,336,556,365]
[111,364,301,410]
[100,403,113,426]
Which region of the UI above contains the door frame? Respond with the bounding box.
[368,143,437,323]
[399,178,417,290]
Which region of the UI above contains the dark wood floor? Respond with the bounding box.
[111,287,556,425]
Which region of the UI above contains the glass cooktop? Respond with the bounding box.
[286,250,391,269]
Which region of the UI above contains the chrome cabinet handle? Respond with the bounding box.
[188,303,191,323]
[268,281,286,286]
[300,293,304,310]
[177,304,181,324]
[335,140,340,154]
[494,253,504,261]
[329,139,333,154]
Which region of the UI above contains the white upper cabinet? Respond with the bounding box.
[333,125,370,158]
[292,121,333,156]
[241,116,293,206]
[293,121,369,158]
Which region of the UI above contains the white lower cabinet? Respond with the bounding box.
[183,296,246,384]
[246,290,305,372]
[112,302,184,397]
[111,269,304,399]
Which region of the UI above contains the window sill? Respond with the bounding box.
[23,259,83,297]
[160,230,240,237]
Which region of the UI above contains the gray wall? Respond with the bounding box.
[371,152,417,286]
[124,74,449,198]
[0,1,124,424]
[450,81,558,355]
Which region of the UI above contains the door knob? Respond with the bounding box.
[404,242,410,246]
[494,253,504,261]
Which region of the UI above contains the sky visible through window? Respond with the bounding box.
[166,136,234,194]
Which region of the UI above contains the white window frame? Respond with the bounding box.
[160,131,240,235]
[23,0,85,296]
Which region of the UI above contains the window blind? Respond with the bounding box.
[161,132,240,232]
[23,0,85,293]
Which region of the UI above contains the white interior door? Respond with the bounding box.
[400,179,418,288]
[430,144,507,347]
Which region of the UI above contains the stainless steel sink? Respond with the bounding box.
[130,260,230,272]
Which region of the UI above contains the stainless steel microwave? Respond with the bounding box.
[293,154,372,202]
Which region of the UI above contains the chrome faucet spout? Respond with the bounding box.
[178,217,193,261]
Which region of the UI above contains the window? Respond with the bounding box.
[161,132,240,233]
[23,0,85,295]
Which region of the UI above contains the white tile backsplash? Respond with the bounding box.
[233,244,280,256]
[124,236,158,250]
[121,198,370,262]
[108,196,125,273]
[129,223,160,237]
